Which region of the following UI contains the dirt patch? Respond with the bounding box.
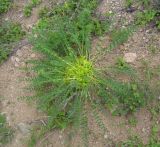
[0,0,48,146]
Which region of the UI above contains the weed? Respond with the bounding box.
[115,57,130,70]
[128,116,137,126]
[148,43,160,54]
[148,100,160,146]
[139,0,150,7]
[23,0,41,17]
[26,0,157,146]
[31,0,41,6]
[0,114,13,145]
[125,0,160,28]
[136,9,156,26]
[117,135,144,147]
[98,78,151,115]
[125,0,133,8]
[0,0,12,14]
[107,26,134,51]
[0,48,9,64]
[0,22,25,43]
[0,21,25,63]
[38,6,49,18]
[156,20,160,30]
[23,4,32,17]
[99,57,154,115]
[27,1,111,146]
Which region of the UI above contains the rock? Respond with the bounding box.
[145,39,149,43]
[11,56,16,62]
[1,112,7,115]
[146,30,150,33]
[14,62,19,67]
[21,46,29,50]
[142,128,146,133]
[19,14,23,18]
[16,50,23,57]
[31,53,36,58]
[5,17,9,21]
[1,100,10,107]
[104,134,108,139]
[15,57,20,62]
[17,123,31,135]
[6,116,11,125]
[59,135,63,139]
[124,53,137,63]
[34,34,38,38]
[21,62,26,67]
[48,144,53,147]
[26,24,33,30]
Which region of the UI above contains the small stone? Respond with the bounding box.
[6,116,11,124]
[26,25,33,30]
[31,53,36,58]
[61,141,64,145]
[21,62,26,67]
[34,34,38,38]
[16,50,23,57]
[21,46,29,50]
[19,14,23,18]
[11,56,15,62]
[59,135,63,139]
[1,112,7,115]
[2,100,10,107]
[139,29,143,32]
[15,57,20,62]
[15,62,19,67]
[48,144,53,147]
[5,18,9,21]
[124,53,137,63]
[104,134,108,139]
[146,30,150,33]
[145,39,149,43]
[17,123,31,135]
[142,128,146,133]
[143,37,146,40]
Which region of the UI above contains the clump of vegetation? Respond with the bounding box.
[0,21,25,63]
[24,0,41,17]
[118,101,160,146]
[118,135,144,146]
[125,0,133,8]
[38,6,50,18]
[27,0,157,146]
[0,0,12,14]
[136,9,156,26]
[0,114,13,145]
[108,27,134,51]
[23,4,33,17]
[125,0,160,28]
[98,76,152,115]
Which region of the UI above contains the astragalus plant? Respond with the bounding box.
[28,0,109,145]
[27,0,154,146]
